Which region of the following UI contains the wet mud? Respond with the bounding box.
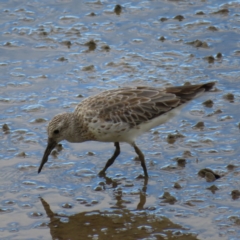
[1,0,240,239]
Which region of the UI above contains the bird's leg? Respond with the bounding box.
[133,143,148,178]
[99,142,120,176]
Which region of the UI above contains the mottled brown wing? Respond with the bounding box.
[92,87,180,126]
[79,82,215,126]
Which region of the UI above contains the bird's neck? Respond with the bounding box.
[65,113,92,143]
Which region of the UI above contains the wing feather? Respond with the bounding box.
[75,83,215,127]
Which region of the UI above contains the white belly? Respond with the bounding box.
[88,105,183,144]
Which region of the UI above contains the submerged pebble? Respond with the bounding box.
[212,9,229,14]
[62,203,73,209]
[57,56,67,62]
[159,17,168,22]
[206,185,219,194]
[194,121,204,128]
[196,11,205,15]
[159,36,166,42]
[29,212,43,218]
[56,144,63,152]
[61,40,72,49]
[160,192,177,205]
[82,65,95,71]
[84,40,97,51]
[51,150,58,157]
[16,152,26,157]
[94,186,103,191]
[204,55,215,63]
[182,150,193,158]
[202,99,214,108]
[174,15,184,21]
[208,26,218,31]
[0,207,13,213]
[2,200,16,206]
[223,93,234,102]
[101,45,110,51]
[175,158,186,167]
[167,131,184,144]
[114,5,122,15]
[231,190,240,200]
[216,52,222,58]
[87,151,95,156]
[187,39,209,48]
[88,12,96,17]
[173,182,182,189]
[227,164,237,170]
[198,168,221,182]
[30,118,47,124]
[2,123,10,133]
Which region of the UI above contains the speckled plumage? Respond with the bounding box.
[38,82,215,177]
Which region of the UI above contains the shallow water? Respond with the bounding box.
[1,0,240,239]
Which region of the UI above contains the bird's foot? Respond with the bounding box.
[136,174,148,179]
[98,170,106,177]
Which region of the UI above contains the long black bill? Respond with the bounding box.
[38,139,57,174]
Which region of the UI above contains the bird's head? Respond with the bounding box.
[38,113,70,173]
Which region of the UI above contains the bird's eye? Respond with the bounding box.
[53,129,60,134]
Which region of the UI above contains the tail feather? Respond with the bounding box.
[166,82,215,102]
[200,82,215,91]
